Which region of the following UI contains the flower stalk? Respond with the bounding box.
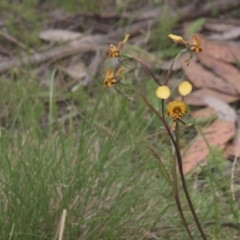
[104,33,207,239]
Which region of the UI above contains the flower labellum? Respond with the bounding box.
[108,44,119,58]
[104,67,125,87]
[190,34,203,52]
[167,100,188,121]
[104,69,117,87]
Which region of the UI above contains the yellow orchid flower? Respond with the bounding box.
[108,34,130,58]
[104,67,125,87]
[190,34,203,52]
[108,44,119,58]
[169,33,203,52]
[167,100,188,121]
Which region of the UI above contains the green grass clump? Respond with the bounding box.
[0,70,239,239]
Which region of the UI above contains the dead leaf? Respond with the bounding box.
[204,96,237,122]
[197,54,240,93]
[200,36,240,63]
[183,119,235,174]
[184,88,240,106]
[224,145,240,158]
[204,21,234,33]
[209,27,240,40]
[39,29,82,43]
[191,107,216,119]
[59,62,89,80]
[182,58,238,95]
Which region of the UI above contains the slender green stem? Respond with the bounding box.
[161,99,192,239]
[161,99,165,120]
[126,54,162,86]
[163,52,206,239]
[175,121,207,240]
[171,143,193,238]
[139,93,207,240]
[164,49,188,86]
[49,69,56,134]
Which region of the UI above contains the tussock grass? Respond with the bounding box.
[0,72,239,240]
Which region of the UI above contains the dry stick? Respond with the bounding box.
[129,55,161,85]
[0,43,105,72]
[139,93,207,240]
[0,30,37,55]
[58,209,67,240]
[8,223,14,240]
[54,209,67,240]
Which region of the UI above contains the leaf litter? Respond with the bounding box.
[179,19,240,174]
[183,97,236,175]
[1,1,240,176]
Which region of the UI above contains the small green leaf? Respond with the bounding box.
[148,146,173,187]
[188,18,206,34]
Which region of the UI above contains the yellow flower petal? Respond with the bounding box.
[123,34,130,44]
[105,69,114,79]
[166,100,188,121]
[108,44,119,57]
[191,34,201,46]
[104,79,117,87]
[116,67,124,76]
[156,86,170,99]
[104,69,117,87]
[104,68,125,87]
[178,81,192,96]
[190,45,203,52]
[190,34,203,52]
[168,34,187,44]
[118,34,130,50]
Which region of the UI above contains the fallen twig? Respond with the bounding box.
[53,209,67,240]
[0,42,105,73]
[0,30,37,55]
